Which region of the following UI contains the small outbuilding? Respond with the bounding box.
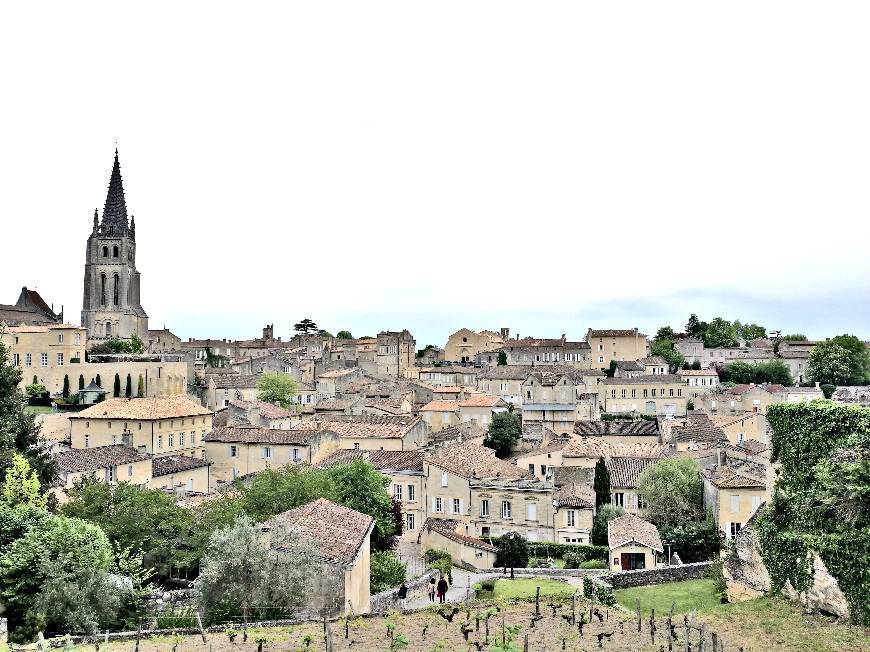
[607,512,663,572]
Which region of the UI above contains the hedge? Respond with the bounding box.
[526,541,607,562]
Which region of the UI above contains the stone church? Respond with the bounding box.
[81,150,150,342]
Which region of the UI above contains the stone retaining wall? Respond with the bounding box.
[605,562,713,589]
[370,569,439,614]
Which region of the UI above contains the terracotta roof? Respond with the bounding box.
[211,374,259,389]
[204,425,322,445]
[736,439,769,455]
[432,385,474,394]
[427,441,530,481]
[671,413,727,444]
[213,409,231,428]
[574,420,659,437]
[602,374,682,385]
[71,396,211,420]
[502,337,590,350]
[704,465,765,489]
[562,437,668,459]
[318,449,424,473]
[256,401,293,419]
[55,445,150,474]
[709,414,757,429]
[554,483,595,508]
[312,414,422,439]
[478,365,540,380]
[608,513,663,552]
[264,498,373,566]
[606,457,659,488]
[640,356,668,366]
[152,455,211,477]
[428,422,487,444]
[420,400,460,413]
[616,361,644,372]
[318,368,357,379]
[2,323,83,333]
[315,398,358,411]
[423,518,497,552]
[458,395,503,408]
[588,329,643,338]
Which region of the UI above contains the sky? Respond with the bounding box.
[2,2,869,347]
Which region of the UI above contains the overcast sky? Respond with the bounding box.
[2,2,869,347]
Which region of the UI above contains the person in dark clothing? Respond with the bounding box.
[397,582,408,610]
[437,576,449,604]
[428,575,437,602]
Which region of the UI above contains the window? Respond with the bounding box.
[107,466,115,482]
[406,513,415,531]
[612,492,625,507]
[223,399,230,407]
[452,498,461,514]
[637,494,647,509]
[354,442,360,449]
[113,245,119,258]
[729,522,742,539]
[501,501,512,519]
[74,333,81,345]
[434,497,443,513]
[292,448,300,462]
[526,503,537,521]
[394,484,403,501]
[730,495,740,513]
[168,433,174,447]
[540,464,547,476]
[12,354,19,367]
[179,433,185,446]
[40,353,48,367]
[84,434,90,448]
[229,445,238,457]
[566,510,575,527]
[157,435,162,449]
[528,463,535,474]
[598,356,604,363]
[737,432,745,444]
[441,472,448,488]
[263,446,272,459]
[751,496,761,512]
[103,246,108,257]
[480,499,489,517]
[25,353,31,366]
[407,484,415,502]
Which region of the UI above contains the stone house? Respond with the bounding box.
[511,439,573,481]
[606,457,659,515]
[205,374,259,410]
[640,356,669,375]
[50,444,152,503]
[376,330,416,379]
[608,513,663,572]
[70,396,212,459]
[318,449,425,540]
[316,367,361,400]
[586,328,649,370]
[418,366,480,387]
[0,286,63,326]
[146,328,182,353]
[443,328,507,363]
[697,383,784,416]
[420,400,460,432]
[677,368,721,399]
[203,425,339,485]
[521,370,599,435]
[708,413,768,446]
[311,414,429,451]
[418,518,497,570]
[776,340,818,384]
[831,385,870,407]
[667,413,729,451]
[314,397,365,416]
[494,336,592,368]
[676,338,774,367]
[600,375,688,416]
[150,454,212,494]
[476,365,539,406]
[227,399,298,429]
[263,498,374,616]
[702,465,766,542]
[553,483,595,544]
[457,394,509,429]
[613,360,644,378]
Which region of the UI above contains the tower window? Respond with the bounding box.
[100,273,106,306]
[106,322,112,336]
[113,245,119,258]
[102,246,108,257]
[113,274,120,305]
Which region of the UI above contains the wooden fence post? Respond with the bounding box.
[535,586,541,615]
[636,597,641,632]
[650,607,656,644]
[196,611,208,644]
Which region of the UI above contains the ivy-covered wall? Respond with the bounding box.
[759,401,870,624]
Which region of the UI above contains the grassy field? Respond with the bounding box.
[24,405,53,415]
[614,578,723,614]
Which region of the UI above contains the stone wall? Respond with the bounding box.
[605,561,713,589]
[370,569,439,614]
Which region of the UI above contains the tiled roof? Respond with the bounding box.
[420,400,460,413]
[423,518,497,552]
[671,413,727,444]
[315,398,358,411]
[2,323,83,333]
[562,437,668,459]
[608,513,663,552]
[478,365,540,380]
[71,396,211,420]
[256,401,293,419]
[318,449,424,473]
[458,395,503,408]
[554,483,595,508]
[318,368,357,379]
[678,369,719,377]
[312,414,422,439]
[502,337,590,350]
[736,439,769,455]
[704,465,765,489]
[606,457,659,488]
[616,361,644,372]
[602,374,681,385]
[211,375,259,389]
[204,425,321,445]
[152,455,211,477]
[264,498,373,566]
[427,441,530,481]
[574,420,659,437]
[432,386,475,394]
[213,409,231,428]
[428,422,487,444]
[640,356,668,365]
[588,329,642,338]
[55,445,150,474]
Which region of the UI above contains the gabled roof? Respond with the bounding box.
[71,396,211,420]
[211,374,259,389]
[204,425,322,445]
[554,483,595,508]
[606,457,659,489]
[420,400,460,413]
[318,449,424,473]
[427,441,531,481]
[587,329,643,338]
[562,437,668,459]
[264,498,373,566]
[704,465,765,489]
[311,414,422,439]
[152,455,211,477]
[422,518,497,552]
[602,374,681,385]
[458,395,505,408]
[55,445,150,474]
[608,513,663,552]
[574,420,659,437]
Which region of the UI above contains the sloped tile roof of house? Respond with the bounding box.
[588,329,643,338]
[426,441,530,481]
[458,395,504,408]
[211,374,259,389]
[670,413,728,444]
[152,455,211,477]
[678,369,719,377]
[602,374,681,385]
[317,368,357,379]
[574,420,659,436]
[264,498,373,566]
[422,518,497,552]
[55,444,150,474]
[421,400,460,413]
[311,414,422,439]
[554,483,595,508]
[606,457,659,489]
[704,465,765,489]
[562,437,668,459]
[318,448,424,473]
[608,513,663,552]
[71,396,211,420]
[204,425,322,445]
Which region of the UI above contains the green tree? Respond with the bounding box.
[605,360,618,377]
[686,314,707,339]
[95,373,102,388]
[0,503,50,554]
[655,326,676,341]
[691,360,702,370]
[752,359,794,386]
[326,460,397,550]
[495,532,529,569]
[658,515,722,562]
[637,458,704,528]
[370,550,407,593]
[593,457,610,509]
[590,504,624,546]
[484,412,522,458]
[24,383,46,398]
[721,361,753,385]
[830,334,870,385]
[317,329,333,337]
[2,453,46,508]
[336,330,353,340]
[497,350,508,366]
[738,323,766,343]
[703,317,739,348]
[125,373,132,398]
[293,318,318,334]
[0,341,54,487]
[78,374,85,391]
[113,373,121,397]
[137,374,144,397]
[650,338,684,373]
[256,374,300,409]
[62,374,70,398]
[807,341,853,386]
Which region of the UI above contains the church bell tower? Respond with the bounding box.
[81,150,149,341]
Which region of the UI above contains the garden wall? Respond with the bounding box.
[604,562,713,589]
[370,569,438,614]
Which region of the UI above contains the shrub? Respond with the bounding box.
[25,383,47,398]
[594,583,615,606]
[562,551,584,569]
[526,541,607,562]
[582,576,593,598]
[425,549,453,581]
[370,551,407,594]
[580,559,607,569]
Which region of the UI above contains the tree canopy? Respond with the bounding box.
[807,340,853,386]
[336,330,353,340]
[829,334,870,385]
[256,374,300,409]
[720,359,793,386]
[636,458,704,528]
[293,318,318,334]
[484,412,522,458]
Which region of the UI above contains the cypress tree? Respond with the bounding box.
[137,374,145,398]
[125,373,132,398]
[78,374,85,391]
[32,374,38,385]
[62,374,70,398]
[96,373,102,388]
[113,373,121,397]
[593,457,611,509]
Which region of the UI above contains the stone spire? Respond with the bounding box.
[100,148,129,234]
[92,208,99,233]
[130,215,136,238]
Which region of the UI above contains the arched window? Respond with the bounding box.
[100,273,106,306]
[106,322,112,335]
[113,246,119,258]
[102,246,108,257]
[113,274,120,305]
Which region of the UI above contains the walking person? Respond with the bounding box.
[437,575,449,604]
[397,582,408,610]
[428,575,437,603]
